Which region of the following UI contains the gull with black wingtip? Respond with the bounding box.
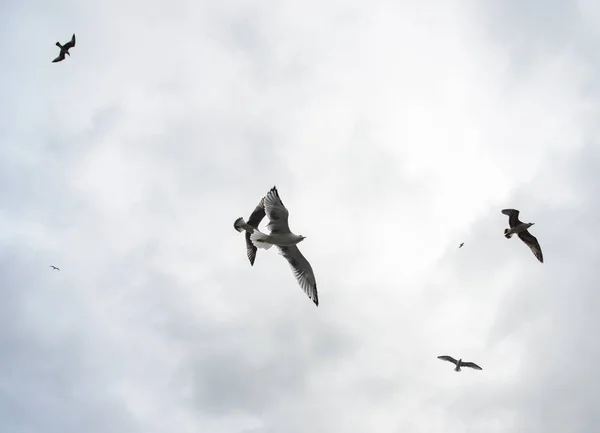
[237,186,318,306]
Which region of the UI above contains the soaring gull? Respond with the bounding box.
[52,34,76,63]
[233,197,266,266]
[49,265,60,271]
[437,355,482,372]
[502,209,544,263]
[236,186,318,306]
[458,242,464,248]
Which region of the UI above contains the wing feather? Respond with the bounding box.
[278,245,318,306]
[244,198,266,266]
[437,355,458,365]
[264,186,290,234]
[52,52,65,62]
[502,209,522,228]
[63,34,76,50]
[518,230,544,263]
[461,361,482,370]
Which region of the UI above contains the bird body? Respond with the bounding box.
[437,355,482,372]
[52,34,76,62]
[250,230,305,248]
[459,242,464,248]
[504,222,534,238]
[501,209,544,263]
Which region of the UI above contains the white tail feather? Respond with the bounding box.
[250,231,273,250]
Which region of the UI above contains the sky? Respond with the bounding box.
[1,0,599,432]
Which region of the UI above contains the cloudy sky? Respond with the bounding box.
[1,0,600,432]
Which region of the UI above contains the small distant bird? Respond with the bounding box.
[437,355,482,372]
[49,265,60,271]
[234,197,266,266]
[458,242,464,248]
[237,186,318,306]
[52,34,76,63]
[501,209,543,263]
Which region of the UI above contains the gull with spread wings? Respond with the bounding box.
[235,186,318,306]
[502,209,544,263]
[52,34,76,63]
[437,355,482,372]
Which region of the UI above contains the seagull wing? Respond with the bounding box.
[263,186,291,235]
[278,245,318,306]
[437,355,458,365]
[518,230,544,263]
[244,198,266,266]
[52,52,65,62]
[501,209,522,228]
[461,361,482,370]
[63,34,76,49]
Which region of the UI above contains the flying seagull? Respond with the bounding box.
[437,355,482,372]
[52,34,76,63]
[233,197,266,266]
[501,209,543,263]
[458,242,464,248]
[49,265,60,271]
[241,186,318,306]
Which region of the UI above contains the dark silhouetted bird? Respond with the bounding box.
[438,355,482,372]
[501,209,543,263]
[458,242,464,248]
[49,265,60,271]
[52,34,76,63]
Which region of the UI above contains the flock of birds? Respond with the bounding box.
[50,33,545,373]
[234,186,544,372]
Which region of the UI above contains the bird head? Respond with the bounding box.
[299,235,306,242]
[528,222,535,227]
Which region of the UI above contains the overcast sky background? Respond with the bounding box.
[1,0,599,432]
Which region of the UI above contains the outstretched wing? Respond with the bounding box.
[278,245,318,306]
[461,361,482,370]
[52,52,65,62]
[264,186,290,235]
[437,355,458,365]
[244,198,266,266]
[518,230,544,263]
[63,34,76,50]
[501,209,522,228]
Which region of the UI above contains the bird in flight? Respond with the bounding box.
[234,196,266,266]
[458,242,464,248]
[437,355,482,372]
[237,186,318,306]
[49,265,60,271]
[501,209,543,263]
[52,33,76,63]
